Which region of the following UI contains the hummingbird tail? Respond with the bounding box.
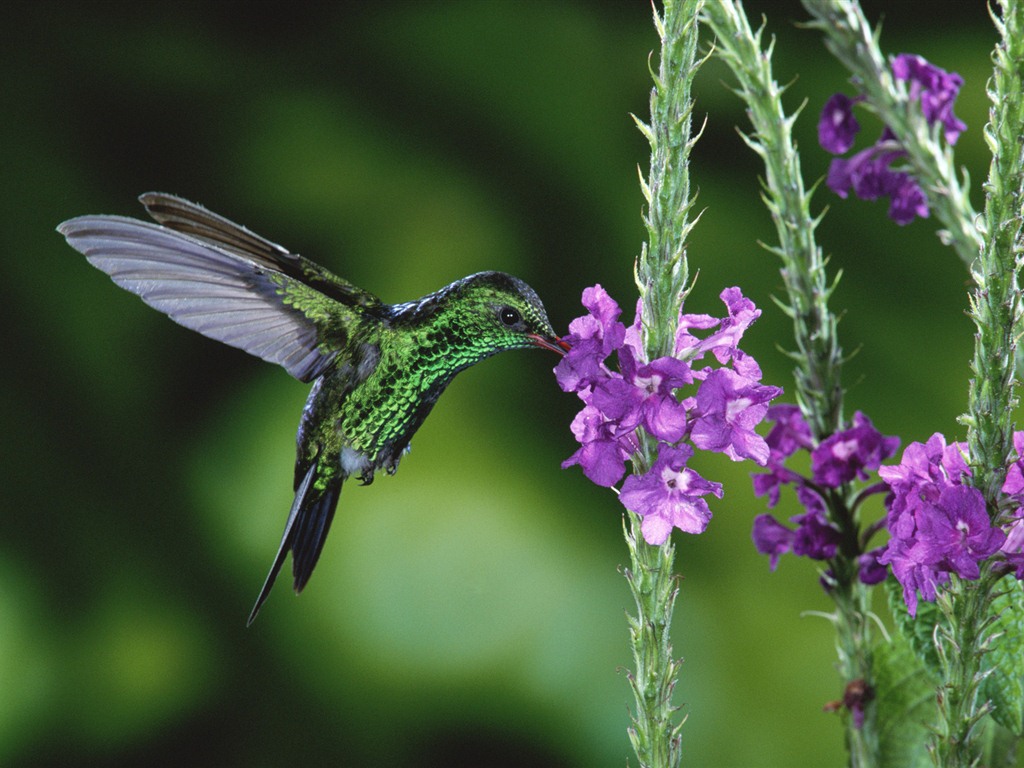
[246,461,342,625]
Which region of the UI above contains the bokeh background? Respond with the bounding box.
[2,2,1008,766]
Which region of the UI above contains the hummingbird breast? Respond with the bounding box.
[344,327,464,473]
[296,325,460,486]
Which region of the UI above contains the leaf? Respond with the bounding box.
[982,576,1024,735]
[885,573,1024,739]
[886,575,944,678]
[874,621,938,768]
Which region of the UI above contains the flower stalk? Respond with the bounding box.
[803,0,1024,765]
[930,568,1001,768]
[933,0,1024,764]
[628,1,703,765]
[701,2,881,764]
[635,0,701,365]
[699,0,842,441]
[564,3,1024,765]
[963,0,1024,503]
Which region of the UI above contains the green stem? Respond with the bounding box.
[931,1,1024,765]
[625,2,703,766]
[635,0,701,364]
[624,513,685,768]
[701,3,878,764]
[963,0,1024,504]
[930,569,1001,768]
[832,571,879,766]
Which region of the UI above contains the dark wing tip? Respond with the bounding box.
[137,191,194,214]
[56,216,90,237]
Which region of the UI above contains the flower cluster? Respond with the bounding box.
[879,433,1024,615]
[749,393,1024,617]
[751,408,899,584]
[555,285,781,545]
[818,53,966,225]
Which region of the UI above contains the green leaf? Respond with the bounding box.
[885,573,1024,742]
[886,575,944,678]
[982,577,1024,735]
[874,622,938,768]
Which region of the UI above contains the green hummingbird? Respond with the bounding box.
[58,192,567,624]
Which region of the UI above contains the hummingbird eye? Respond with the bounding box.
[499,307,522,327]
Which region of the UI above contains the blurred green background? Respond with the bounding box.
[2,2,1007,766]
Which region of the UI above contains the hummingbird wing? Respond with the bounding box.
[58,198,384,383]
[138,192,383,312]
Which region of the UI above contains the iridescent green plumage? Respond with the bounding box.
[58,193,566,624]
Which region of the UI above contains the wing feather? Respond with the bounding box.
[58,215,361,382]
[138,192,384,312]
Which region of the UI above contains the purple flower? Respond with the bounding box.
[554,284,625,393]
[676,287,762,372]
[752,514,795,570]
[674,311,719,358]
[751,407,897,582]
[819,93,862,154]
[825,138,930,225]
[1002,431,1024,501]
[825,128,905,201]
[751,461,804,510]
[690,368,782,465]
[590,345,692,443]
[751,504,841,567]
[1001,516,1024,579]
[751,465,804,509]
[621,298,644,358]
[587,376,643,433]
[791,506,841,561]
[857,548,889,585]
[999,434,1024,577]
[751,405,814,508]
[916,485,1005,580]
[878,537,947,617]
[885,174,930,225]
[557,284,779,543]
[764,404,814,458]
[819,53,964,225]
[619,444,723,544]
[878,433,970,539]
[811,411,900,489]
[561,404,632,487]
[891,53,967,144]
[879,434,1008,614]
[579,284,627,350]
[1002,515,1024,553]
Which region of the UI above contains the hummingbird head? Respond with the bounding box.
[403,271,568,359]
[456,271,569,355]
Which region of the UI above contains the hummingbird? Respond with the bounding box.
[58,192,567,624]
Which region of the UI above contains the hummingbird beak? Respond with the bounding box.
[529,333,571,356]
